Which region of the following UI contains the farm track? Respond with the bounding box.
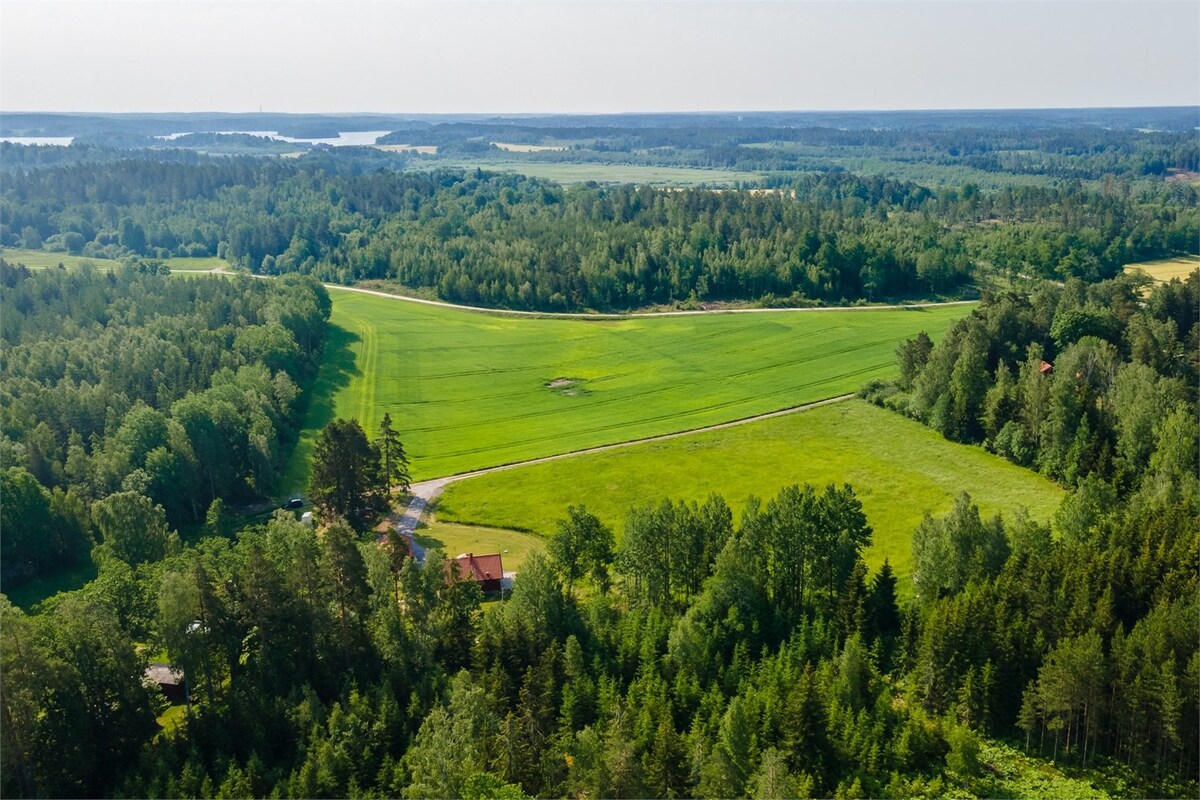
[391,393,855,533]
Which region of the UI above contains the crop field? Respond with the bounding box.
[1125,254,1200,283]
[419,158,767,186]
[280,290,972,492]
[490,142,568,152]
[434,400,1065,580]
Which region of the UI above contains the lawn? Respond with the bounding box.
[416,521,543,573]
[280,290,971,492]
[1124,254,1200,283]
[434,400,1064,581]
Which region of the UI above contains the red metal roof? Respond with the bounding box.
[448,552,504,583]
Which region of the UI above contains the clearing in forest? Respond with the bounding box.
[434,400,1065,580]
[1124,254,1200,283]
[0,247,228,272]
[280,289,971,492]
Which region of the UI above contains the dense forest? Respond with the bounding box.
[0,264,330,586]
[1,113,1197,799]
[0,266,1196,798]
[2,429,1195,797]
[1,157,1195,310]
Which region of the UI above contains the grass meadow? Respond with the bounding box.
[0,247,227,272]
[435,400,1065,580]
[0,247,124,269]
[1124,254,1200,283]
[279,290,971,492]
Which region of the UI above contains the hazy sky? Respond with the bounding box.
[1,0,1197,114]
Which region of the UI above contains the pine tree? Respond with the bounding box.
[376,413,410,494]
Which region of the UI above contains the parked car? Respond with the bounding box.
[281,497,304,510]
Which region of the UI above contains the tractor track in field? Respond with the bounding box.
[388,393,855,538]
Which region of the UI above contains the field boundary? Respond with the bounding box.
[391,393,856,534]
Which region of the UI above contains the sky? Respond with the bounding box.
[0,0,1197,114]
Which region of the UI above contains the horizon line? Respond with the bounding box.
[2,104,1198,117]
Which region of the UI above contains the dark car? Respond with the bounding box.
[281,497,304,510]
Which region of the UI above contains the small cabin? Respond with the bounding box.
[145,662,186,702]
[1039,360,1054,375]
[448,552,504,594]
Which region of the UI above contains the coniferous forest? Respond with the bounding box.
[0,111,1197,799]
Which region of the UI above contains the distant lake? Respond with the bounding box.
[155,130,391,147]
[0,136,74,146]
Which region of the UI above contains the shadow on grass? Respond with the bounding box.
[414,534,447,555]
[3,559,98,610]
[278,323,362,496]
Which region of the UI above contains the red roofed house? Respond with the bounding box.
[448,552,504,594]
[1039,360,1054,375]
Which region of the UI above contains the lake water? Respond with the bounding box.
[154,130,392,147]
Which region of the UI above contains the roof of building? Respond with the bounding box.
[448,552,504,584]
[145,663,183,686]
[1039,360,1054,373]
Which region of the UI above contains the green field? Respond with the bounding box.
[0,247,227,272]
[434,400,1064,580]
[163,256,228,271]
[0,247,124,270]
[1125,254,1200,283]
[280,290,972,492]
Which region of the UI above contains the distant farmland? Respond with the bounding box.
[280,290,972,491]
[435,400,1066,580]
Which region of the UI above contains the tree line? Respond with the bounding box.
[866,269,1198,495]
[2,158,1195,311]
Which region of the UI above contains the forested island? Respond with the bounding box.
[0,109,1197,799]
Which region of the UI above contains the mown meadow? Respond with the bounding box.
[434,399,1065,581]
[280,290,973,490]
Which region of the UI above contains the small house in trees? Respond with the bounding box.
[448,552,504,593]
[145,663,186,702]
[1039,360,1054,375]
